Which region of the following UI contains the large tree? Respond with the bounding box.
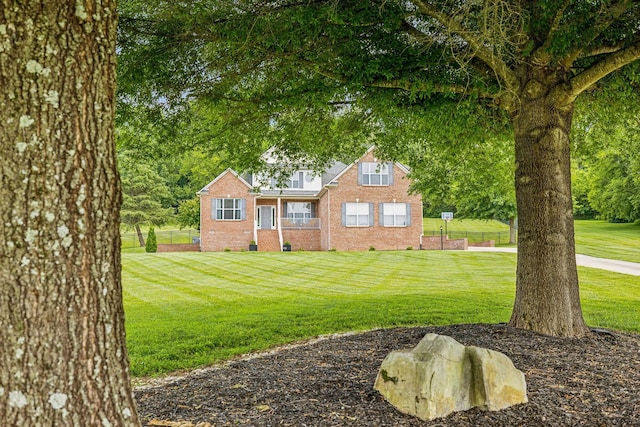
[1,1,139,425]
[118,1,640,337]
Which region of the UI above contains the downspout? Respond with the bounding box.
[327,189,331,250]
[196,190,206,252]
[277,197,283,251]
[253,199,258,245]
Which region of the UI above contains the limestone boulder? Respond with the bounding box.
[374,333,527,421]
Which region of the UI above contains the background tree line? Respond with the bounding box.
[117,96,640,239]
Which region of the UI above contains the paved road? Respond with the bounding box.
[467,246,640,276]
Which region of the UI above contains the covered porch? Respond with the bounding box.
[253,197,322,251]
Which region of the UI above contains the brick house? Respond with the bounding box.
[197,147,423,251]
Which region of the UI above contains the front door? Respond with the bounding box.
[258,206,275,229]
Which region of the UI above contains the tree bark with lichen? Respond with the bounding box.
[0,1,140,425]
[508,64,589,337]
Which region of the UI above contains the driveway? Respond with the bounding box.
[467,246,640,276]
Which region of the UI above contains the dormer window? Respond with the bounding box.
[359,162,393,186]
[287,172,304,189]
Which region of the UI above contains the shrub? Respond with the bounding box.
[145,227,157,253]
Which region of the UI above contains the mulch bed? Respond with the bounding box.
[135,324,640,426]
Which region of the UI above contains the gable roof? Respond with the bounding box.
[198,146,411,197]
[328,145,411,184]
[197,168,253,196]
[321,160,348,185]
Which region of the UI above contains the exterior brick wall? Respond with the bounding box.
[157,244,200,252]
[323,151,423,251]
[318,190,330,251]
[199,171,256,252]
[282,229,322,251]
[469,240,496,247]
[256,229,280,252]
[421,236,468,250]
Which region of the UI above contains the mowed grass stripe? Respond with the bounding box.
[574,220,640,263]
[123,251,518,376]
[122,250,638,377]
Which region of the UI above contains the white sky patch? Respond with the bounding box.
[0,386,4,396]
[123,407,132,418]
[48,393,68,410]
[9,390,28,408]
[16,141,27,153]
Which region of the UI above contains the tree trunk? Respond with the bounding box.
[508,66,590,337]
[136,224,146,247]
[0,1,140,425]
[508,216,516,245]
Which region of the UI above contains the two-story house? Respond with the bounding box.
[197,146,423,251]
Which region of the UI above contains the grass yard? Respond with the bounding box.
[574,220,640,263]
[122,250,640,377]
[424,218,640,261]
[423,217,514,245]
[121,227,199,249]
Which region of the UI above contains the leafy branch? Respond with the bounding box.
[567,40,640,101]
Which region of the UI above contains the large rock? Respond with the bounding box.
[374,333,527,421]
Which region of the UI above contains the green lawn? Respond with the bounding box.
[424,218,640,261]
[574,220,640,263]
[123,250,640,377]
[423,218,514,245]
[121,228,199,249]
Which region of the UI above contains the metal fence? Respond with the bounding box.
[122,228,512,248]
[121,229,200,249]
[423,230,516,245]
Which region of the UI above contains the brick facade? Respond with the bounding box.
[157,243,200,252]
[420,236,469,250]
[199,171,256,252]
[323,151,423,251]
[198,149,423,252]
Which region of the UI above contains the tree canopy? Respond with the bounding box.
[117,0,640,337]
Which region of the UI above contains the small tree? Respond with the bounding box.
[177,197,201,230]
[145,227,158,253]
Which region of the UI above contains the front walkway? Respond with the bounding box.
[467,247,640,276]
